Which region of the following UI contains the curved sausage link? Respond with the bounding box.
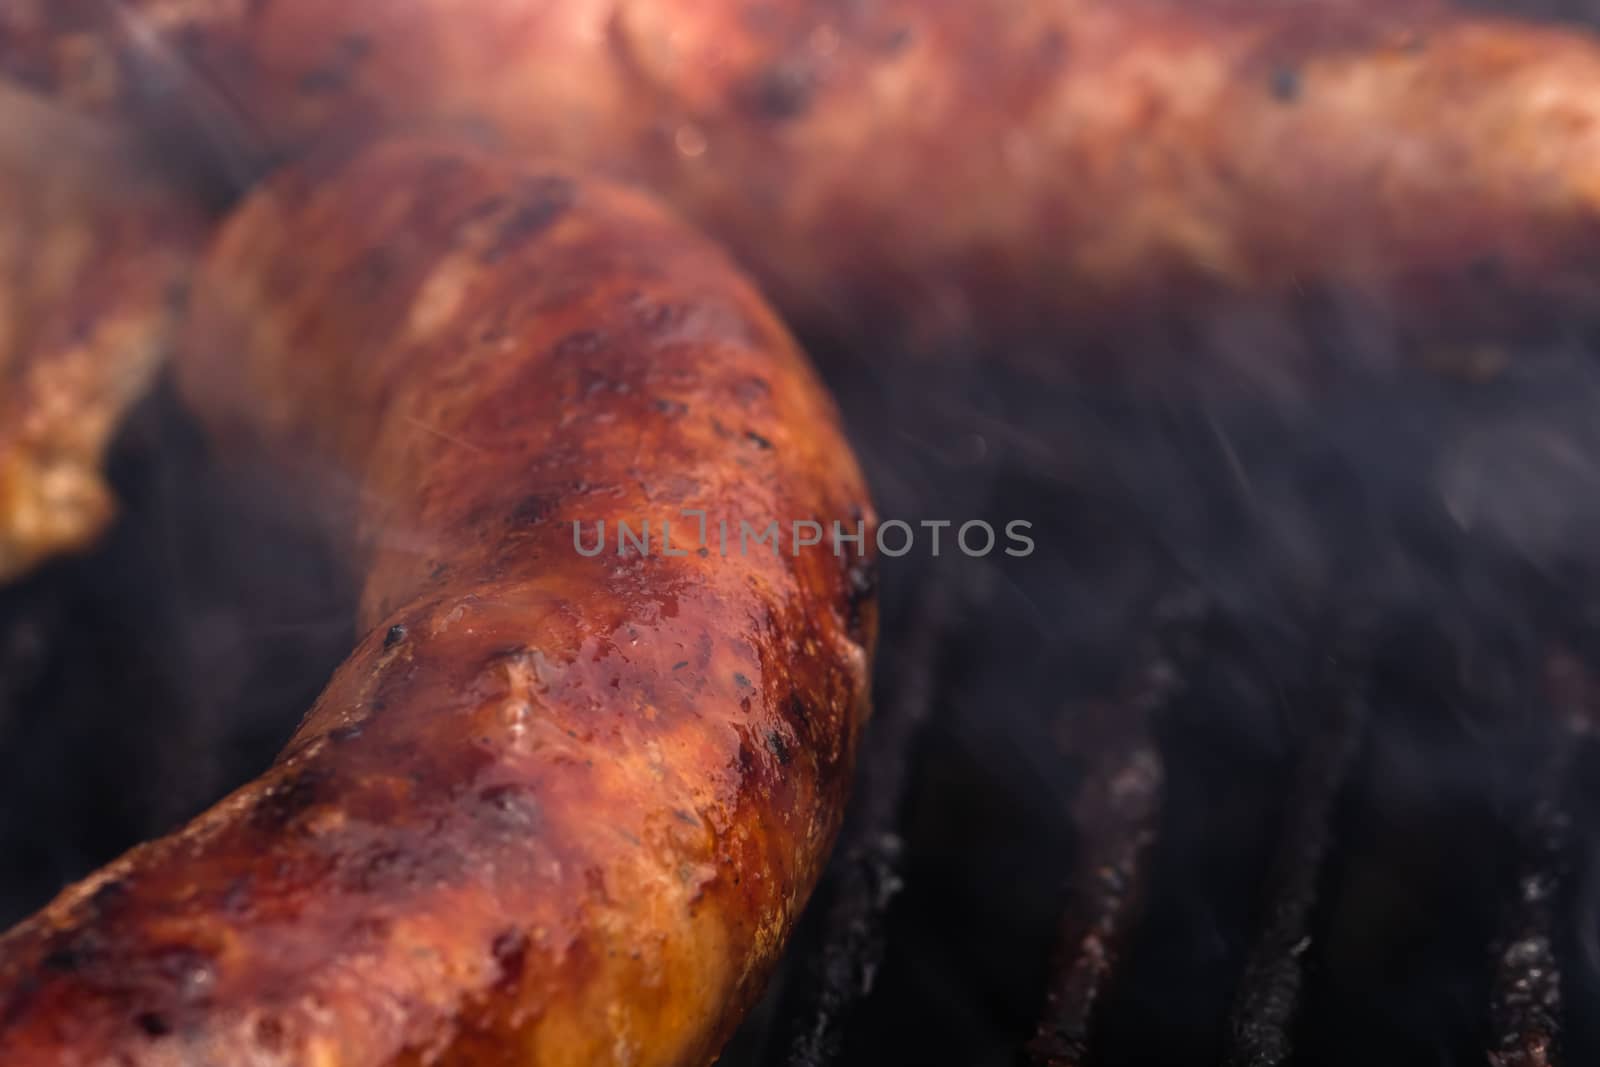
[0,84,201,581]
[0,137,877,1067]
[6,0,1600,349]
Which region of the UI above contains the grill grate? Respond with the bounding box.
[742,598,1597,1067]
[777,591,945,1067]
[1025,668,1167,1067]
[1489,807,1566,1067]
[1487,651,1590,1067]
[1223,656,1369,1067]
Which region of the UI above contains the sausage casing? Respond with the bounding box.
[6,0,1600,349]
[0,137,877,1066]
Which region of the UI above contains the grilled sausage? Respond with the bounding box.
[0,137,877,1066]
[0,83,201,581]
[6,0,1600,350]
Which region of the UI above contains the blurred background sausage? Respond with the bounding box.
[5,0,1600,363]
[0,83,201,581]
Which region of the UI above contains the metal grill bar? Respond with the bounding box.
[1223,661,1369,1067]
[1488,650,1591,1067]
[1489,806,1566,1067]
[1025,720,1163,1067]
[1025,598,1201,1067]
[780,592,944,1067]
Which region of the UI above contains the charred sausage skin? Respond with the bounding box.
[0,137,877,1066]
[6,0,1600,349]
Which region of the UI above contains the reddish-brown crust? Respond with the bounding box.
[0,84,202,580]
[7,0,1600,350]
[0,137,877,1066]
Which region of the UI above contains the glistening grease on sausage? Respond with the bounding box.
[0,138,877,1066]
[7,0,1600,349]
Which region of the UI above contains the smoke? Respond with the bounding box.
[6,3,1600,1064]
[770,287,1600,1064]
[0,385,353,926]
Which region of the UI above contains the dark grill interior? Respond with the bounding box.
[10,3,1600,1065]
[12,329,1600,1066]
[732,332,1600,1067]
